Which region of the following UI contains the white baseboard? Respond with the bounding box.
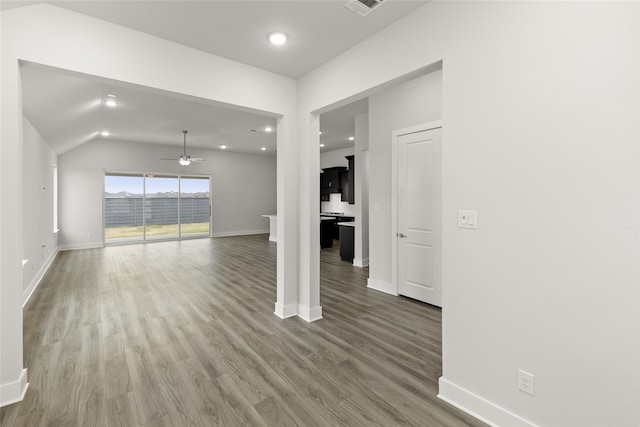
[268,236,277,242]
[0,369,28,408]
[274,301,298,319]
[60,231,269,250]
[212,229,269,238]
[274,302,322,322]
[297,304,322,322]
[438,377,537,427]
[23,249,59,307]
[353,257,369,267]
[366,278,397,295]
[58,241,103,251]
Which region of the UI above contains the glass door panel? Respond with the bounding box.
[104,174,144,244]
[104,173,211,245]
[145,175,179,240]
[180,177,211,238]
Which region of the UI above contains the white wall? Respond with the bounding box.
[298,2,639,426]
[1,3,300,406]
[320,146,353,169]
[22,117,57,302]
[58,140,276,249]
[368,70,442,292]
[354,113,369,267]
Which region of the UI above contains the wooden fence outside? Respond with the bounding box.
[105,198,210,227]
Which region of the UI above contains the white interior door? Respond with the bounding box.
[395,126,441,307]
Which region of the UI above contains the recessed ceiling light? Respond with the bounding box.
[220,145,227,149]
[264,126,273,133]
[320,143,325,148]
[261,147,267,151]
[101,130,110,137]
[269,32,287,45]
[348,136,355,141]
[105,95,117,107]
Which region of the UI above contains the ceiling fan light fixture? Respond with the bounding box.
[179,131,192,165]
[160,130,205,166]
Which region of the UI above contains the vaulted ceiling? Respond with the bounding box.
[5,1,427,154]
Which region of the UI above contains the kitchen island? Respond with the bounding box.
[320,212,354,240]
[337,222,355,263]
[320,216,335,248]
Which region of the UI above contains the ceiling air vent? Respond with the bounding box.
[344,0,385,17]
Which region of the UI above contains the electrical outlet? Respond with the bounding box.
[518,369,535,395]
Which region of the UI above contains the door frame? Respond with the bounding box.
[391,120,443,297]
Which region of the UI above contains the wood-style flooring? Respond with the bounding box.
[0,234,486,426]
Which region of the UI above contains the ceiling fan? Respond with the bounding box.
[162,130,205,166]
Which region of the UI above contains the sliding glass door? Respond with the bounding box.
[104,173,211,244]
[180,177,210,238]
[104,174,145,244]
[145,175,180,241]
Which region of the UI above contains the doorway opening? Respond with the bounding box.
[104,172,211,245]
[318,100,369,296]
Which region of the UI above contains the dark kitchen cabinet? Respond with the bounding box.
[332,216,353,240]
[339,224,354,263]
[320,167,346,195]
[340,156,355,204]
[346,155,355,204]
[320,219,335,248]
[340,170,349,202]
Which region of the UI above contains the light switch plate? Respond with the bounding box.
[458,210,478,229]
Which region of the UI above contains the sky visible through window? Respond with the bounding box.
[105,175,209,195]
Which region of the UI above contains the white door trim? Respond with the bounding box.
[391,120,442,296]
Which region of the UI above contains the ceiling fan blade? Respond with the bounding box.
[159,132,204,164]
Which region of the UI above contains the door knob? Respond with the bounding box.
[397,233,406,238]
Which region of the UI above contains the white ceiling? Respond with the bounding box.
[43,0,427,79]
[9,1,427,155]
[319,98,369,152]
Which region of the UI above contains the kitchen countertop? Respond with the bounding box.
[320,213,354,218]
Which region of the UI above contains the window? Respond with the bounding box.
[53,164,59,232]
[104,173,211,244]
